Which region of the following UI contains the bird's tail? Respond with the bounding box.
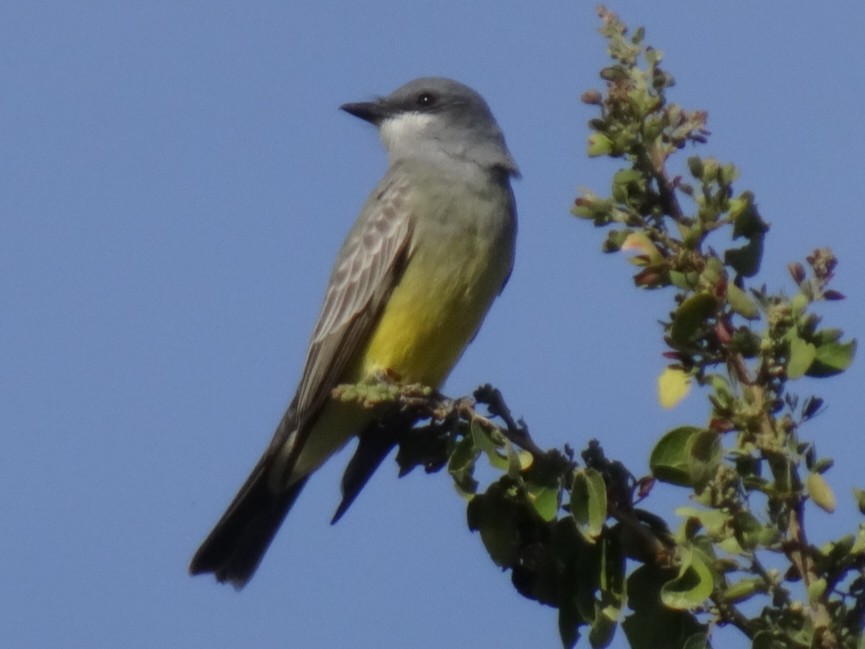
[189,450,308,589]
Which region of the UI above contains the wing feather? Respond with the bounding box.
[188,169,415,584]
[291,167,414,436]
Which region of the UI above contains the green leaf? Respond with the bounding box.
[726,282,759,319]
[599,532,627,607]
[527,481,561,522]
[600,65,627,82]
[731,328,761,357]
[790,292,809,317]
[752,630,791,649]
[470,420,508,470]
[724,193,767,278]
[682,633,711,649]
[660,547,714,609]
[558,601,583,649]
[650,428,719,490]
[588,133,613,157]
[650,427,701,487]
[699,158,719,182]
[670,294,717,345]
[702,256,725,285]
[819,534,855,563]
[720,577,767,604]
[622,610,705,649]
[787,335,817,380]
[687,431,722,491]
[725,234,763,277]
[729,191,769,239]
[851,527,865,555]
[675,506,729,538]
[448,434,479,496]
[720,162,738,185]
[602,228,632,252]
[707,373,733,400]
[571,468,608,542]
[687,156,704,179]
[611,169,645,206]
[669,270,691,290]
[588,602,619,649]
[806,339,857,377]
[733,510,766,551]
[466,482,523,567]
[623,566,708,649]
[505,440,532,478]
[811,328,843,346]
[621,232,663,264]
[807,577,827,601]
[853,487,865,516]
[589,534,626,648]
[512,542,563,607]
[573,194,615,223]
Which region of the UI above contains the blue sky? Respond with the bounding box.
[3,2,864,648]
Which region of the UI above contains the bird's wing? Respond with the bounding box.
[188,168,416,585]
[275,167,415,453]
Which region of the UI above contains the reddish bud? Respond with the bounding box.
[581,89,603,105]
[788,262,806,285]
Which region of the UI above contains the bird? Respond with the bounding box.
[189,77,519,588]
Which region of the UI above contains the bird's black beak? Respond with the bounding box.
[340,99,391,125]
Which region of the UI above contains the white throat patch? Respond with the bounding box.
[379,112,438,153]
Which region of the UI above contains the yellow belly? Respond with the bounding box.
[357,271,486,385]
[289,236,507,481]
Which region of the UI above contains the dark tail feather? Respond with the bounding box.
[331,425,397,524]
[190,456,308,589]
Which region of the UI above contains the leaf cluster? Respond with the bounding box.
[571,7,861,649]
[337,8,861,649]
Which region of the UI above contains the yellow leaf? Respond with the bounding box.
[808,473,837,513]
[658,367,692,409]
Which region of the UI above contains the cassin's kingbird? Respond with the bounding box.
[190,77,519,588]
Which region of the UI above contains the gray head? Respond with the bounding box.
[341,77,519,177]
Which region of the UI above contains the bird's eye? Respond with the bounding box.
[416,92,437,107]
